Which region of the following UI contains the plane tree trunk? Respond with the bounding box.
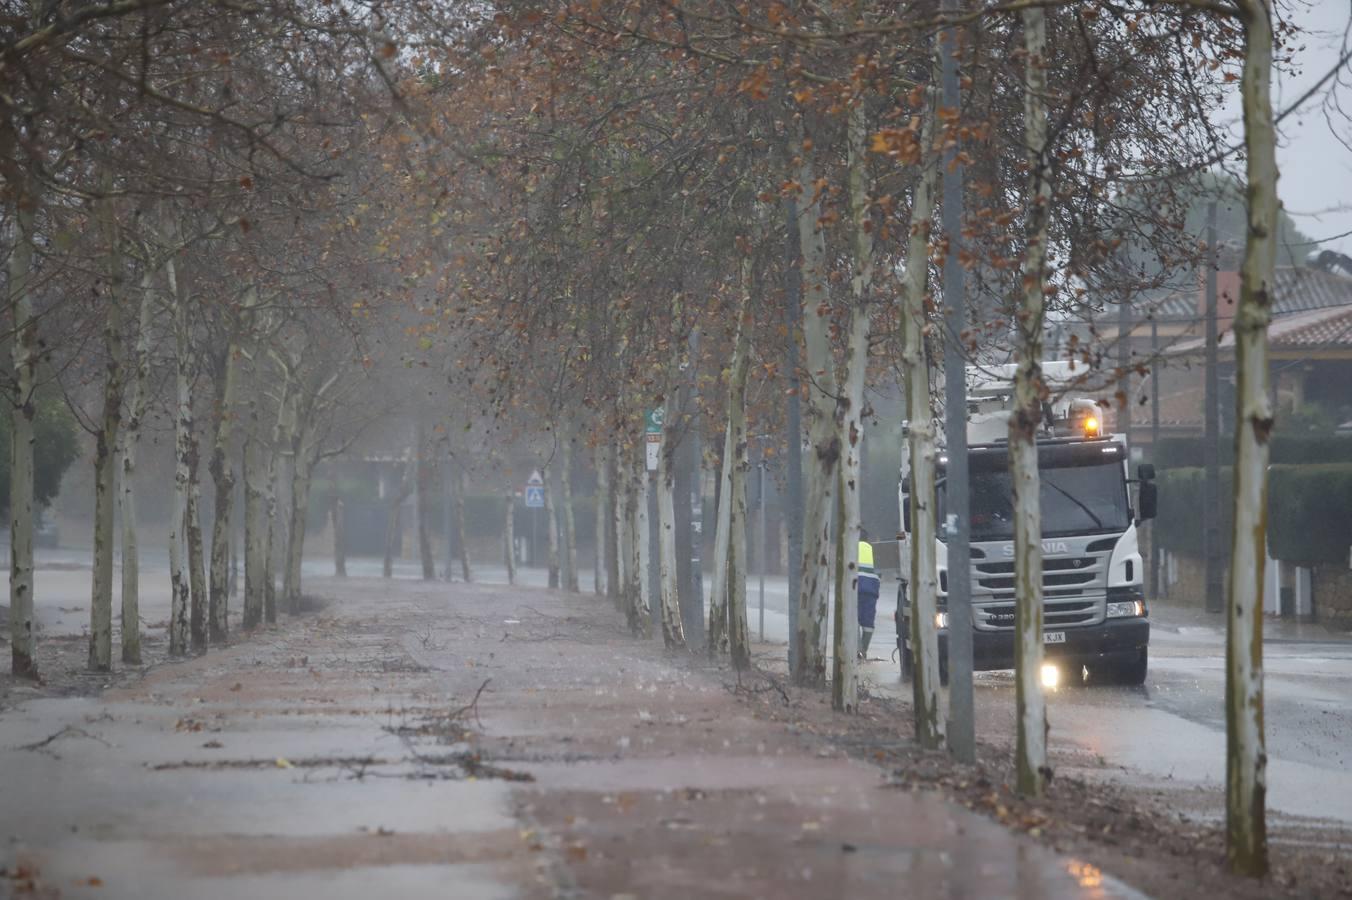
[452,461,472,582]
[709,255,755,667]
[89,184,126,673]
[208,291,250,644]
[594,445,609,597]
[657,428,686,650]
[6,169,39,678]
[166,248,193,656]
[900,90,944,746]
[1013,7,1053,797]
[242,433,268,631]
[830,94,875,714]
[283,417,317,614]
[503,487,517,585]
[416,424,436,581]
[186,441,208,650]
[332,496,347,577]
[630,451,653,638]
[262,382,293,624]
[612,445,628,613]
[706,422,734,658]
[791,137,840,688]
[1226,0,1275,877]
[118,268,155,665]
[383,461,412,579]
[545,462,560,588]
[724,266,754,671]
[560,437,579,592]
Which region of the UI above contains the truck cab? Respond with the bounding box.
[895,365,1157,686]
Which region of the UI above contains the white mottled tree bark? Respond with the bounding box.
[209,289,251,644]
[725,386,752,671]
[242,432,268,631]
[831,94,876,714]
[594,445,609,597]
[6,171,39,678]
[613,447,629,613]
[1227,0,1274,877]
[89,183,126,672]
[262,381,295,623]
[791,139,839,688]
[416,423,436,582]
[118,268,154,665]
[706,423,734,658]
[633,455,653,638]
[166,249,192,656]
[186,448,207,650]
[544,462,560,588]
[332,496,347,577]
[560,437,579,592]
[727,256,756,669]
[283,432,314,613]
[901,92,944,746]
[657,431,685,650]
[452,461,472,582]
[1013,7,1052,797]
[382,460,411,579]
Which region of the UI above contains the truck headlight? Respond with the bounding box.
[935,611,949,630]
[1106,600,1145,618]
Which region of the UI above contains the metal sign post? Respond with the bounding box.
[443,458,454,581]
[940,1,976,764]
[1203,201,1223,614]
[645,408,663,472]
[525,470,545,566]
[645,409,664,632]
[758,459,767,642]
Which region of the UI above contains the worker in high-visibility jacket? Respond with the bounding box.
[857,529,881,659]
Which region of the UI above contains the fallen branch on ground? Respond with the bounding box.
[450,677,491,726]
[15,726,112,756]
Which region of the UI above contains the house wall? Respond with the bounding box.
[1161,549,1350,627]
[1158,551,1227,610]
[1313,564,1352,631]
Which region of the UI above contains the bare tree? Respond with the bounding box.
[1225,0,1276,877]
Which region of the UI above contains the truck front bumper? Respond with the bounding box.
[937,617,1149,672]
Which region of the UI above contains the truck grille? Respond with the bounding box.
[973,597,1101,630]
[968,540,1113,631]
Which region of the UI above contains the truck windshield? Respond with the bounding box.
[939,460,1130,541]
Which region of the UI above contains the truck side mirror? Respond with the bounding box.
[1138,463,1156,481]
[1138,481,1158,521]
[901,497,911,532]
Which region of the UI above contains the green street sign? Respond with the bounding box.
[645,407,664,434]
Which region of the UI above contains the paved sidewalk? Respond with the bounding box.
[1,577,1144,899]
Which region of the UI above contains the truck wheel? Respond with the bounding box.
[1116,648,1148,686]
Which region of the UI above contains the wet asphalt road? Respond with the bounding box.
[11,543,1352,828]
[744,571,1352,828]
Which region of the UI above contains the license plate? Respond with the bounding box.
[1044,631,1066,644]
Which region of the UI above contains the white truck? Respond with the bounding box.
[896,362,1157,686]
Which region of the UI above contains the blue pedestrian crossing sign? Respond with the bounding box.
[524,470,545,508]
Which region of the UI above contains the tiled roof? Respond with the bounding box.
[1172,302,1352,355]
[1153,267,1352,321]
[1270,304,1352,349]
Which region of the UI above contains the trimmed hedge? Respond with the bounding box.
[1267,464,1352,566]
[1156,466,1232,559]
[1156,463,1352,566]
[1153,435,1352,470]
